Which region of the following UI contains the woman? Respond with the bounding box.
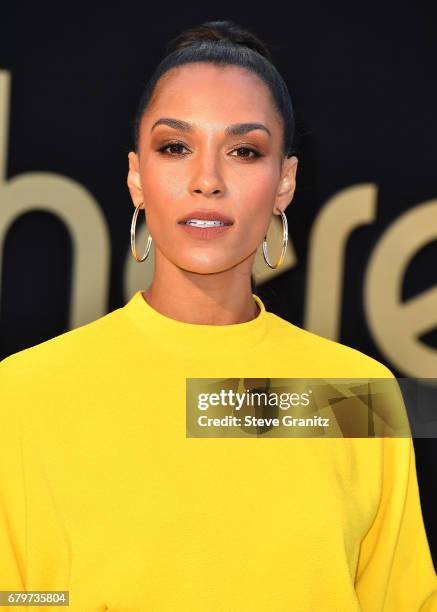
[1,20,436,611]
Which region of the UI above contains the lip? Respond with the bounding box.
[178,223,233,240]
[177,209,234,225]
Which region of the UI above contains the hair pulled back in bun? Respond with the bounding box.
[132,20,296,159]
[164,20,272,61]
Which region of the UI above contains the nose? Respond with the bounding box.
[189,154,225,197]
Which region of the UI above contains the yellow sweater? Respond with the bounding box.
[1,290,437,611]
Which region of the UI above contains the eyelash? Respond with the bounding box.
[156,141,263,160]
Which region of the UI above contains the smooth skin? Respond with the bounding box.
[127,61,298,325]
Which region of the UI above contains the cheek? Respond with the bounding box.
[242,171,277,207]
[235,168,278,231]
[139,162,186,232]
[142,158,185,201]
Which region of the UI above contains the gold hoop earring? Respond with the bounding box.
[262,209,288,269]
[130,202,153,262]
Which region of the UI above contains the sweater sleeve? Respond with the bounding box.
[0,353,71,607]
[355,434,437,611]
[0,356,27,593]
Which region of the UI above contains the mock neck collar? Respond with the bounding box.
[121,289,269,350]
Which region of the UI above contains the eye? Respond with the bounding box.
[156,142,263,160]
[157,142,190,156]
[230,146,262,160]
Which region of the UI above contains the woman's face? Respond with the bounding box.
[128,62,298,276]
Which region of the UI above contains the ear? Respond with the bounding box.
[274,155,298,214]
[127,151,144,208]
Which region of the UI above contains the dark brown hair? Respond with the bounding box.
[131,20,297,159]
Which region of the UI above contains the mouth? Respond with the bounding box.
[176,209,234,239]
[177,209,234,226]
[178,219,233,228]
[177,218,234,240]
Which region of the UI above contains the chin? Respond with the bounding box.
[177,257,235,275]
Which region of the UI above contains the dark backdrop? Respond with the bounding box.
[1,3,436,564]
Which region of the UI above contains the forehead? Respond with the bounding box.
[143,62,279,130]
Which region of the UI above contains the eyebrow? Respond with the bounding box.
[150,117,271,137]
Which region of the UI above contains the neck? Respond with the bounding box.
[142,283,261,328]
[142,286,260,326]
[141,248,260,326]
